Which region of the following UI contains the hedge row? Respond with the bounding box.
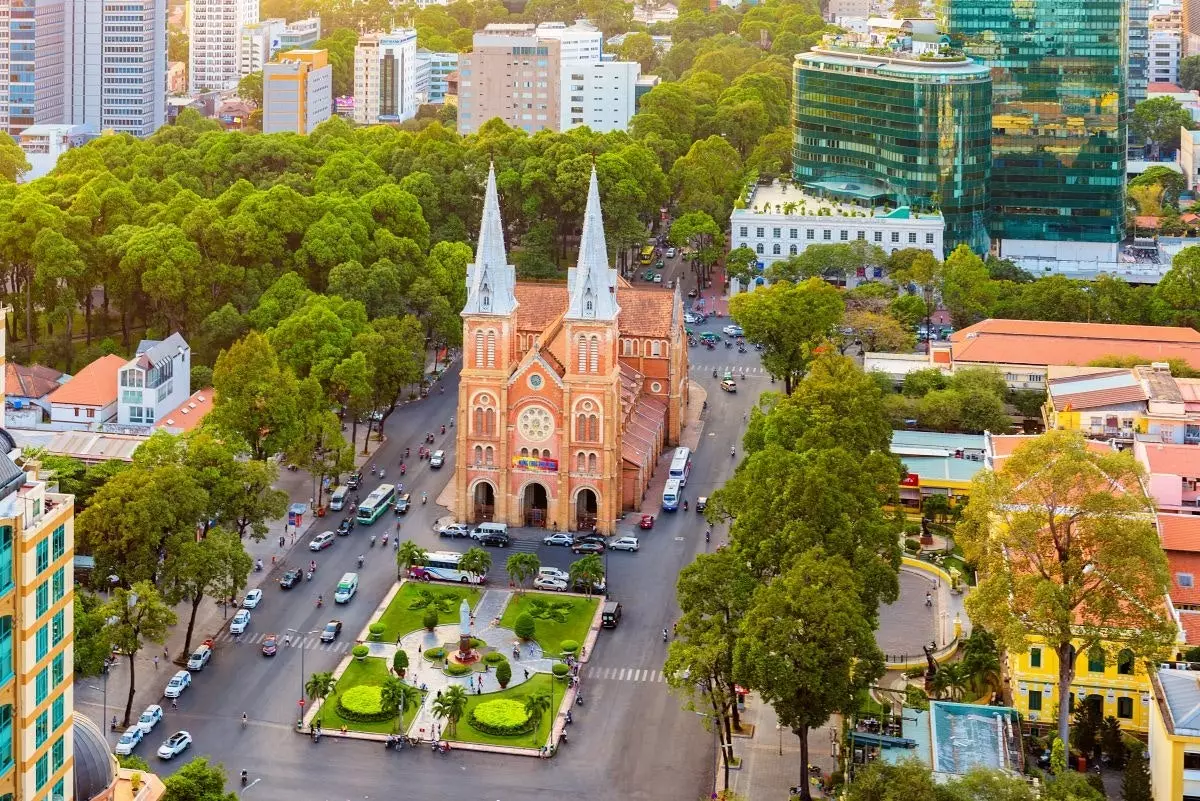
[336,686,394,723]
[467,699,533,737]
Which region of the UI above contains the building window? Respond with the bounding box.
[772,228,781,238]
[1185,752,1200,770]
[484,447,493,465]
[739,226,747,237]
[35,668,48,704]
[576,452,586,472]
[0,706,11,775]
[1028,688,1042,711]
[839,230,848,241]
[51,526,64,560]
[1087,646,1105,673]
[0,618,10,684]
[789,229,798,239]
[1117,649,1134,675]
[755,244,763,254]
[772,244,780,255]
[0,527,11,596]
[650,341,661,357]
[36,626,48,661]
[1030,647,1041,668]
[588,453,597,472]
[755,227,764,237]
[789,245,797,255]
[1179,572,1194,588]
[475,331,484,367]
[35,754,47,791]
[577,335,587,372]
[485,331,496,368]
[806,229,814,240]
[51,697,63,730]
[891,232,900,243]
[874,231,883,242]
[36,582,48,618]
[35,712,47,748]
[589,336,599,373]
[908,232,917,243]
[36,539,49,574]
[622,339,632,356]
[926,233,935,244]
[473,446,482,465]
[1117,697,1133,719]
[822,230,831,240]
[51,611,63,645]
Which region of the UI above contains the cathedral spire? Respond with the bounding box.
[463,163,517,317]
[565,166,619,321]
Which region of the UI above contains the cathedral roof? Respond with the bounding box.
[514,282,676,339]
[565,167,620,322]
[463,163,518,317]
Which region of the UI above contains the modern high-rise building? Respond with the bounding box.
[1,0,67,135]
[278,15,319,49]
[239,16,320,76]
[939,0,1128,261]
[792,46,993,254]
[263,49,332,134]
[562,60,640,132]
[457,25,562,134]
[414,49,457,104]
[66,0,167,137]
[1184,0,1200,54]
[1131,0,1151,105]
[189,0,259,94]
[353,28,418,125]
[1151,29,1182,83]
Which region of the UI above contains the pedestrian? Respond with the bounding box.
[153,656,159,670]
[396,634,402,645]
[436,689,442,699]
[171,698,178,710]
[476,685,481,695]
[524,669,529,680]
[925,591,933,608]
[164,645,169,659]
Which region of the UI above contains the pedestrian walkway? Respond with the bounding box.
[722,693,838,801]
[588,666,668,683]
[210,629,351,654]
[688,364,768,375]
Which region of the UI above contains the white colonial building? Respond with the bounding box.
[118,333,191,427]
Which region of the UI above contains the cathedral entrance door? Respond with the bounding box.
[522,483,549,527]
[575,488,598,532]
[472,481,496,523]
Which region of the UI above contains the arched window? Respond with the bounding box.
[1117,649,1135,675]
[1087,646,1106,673]
[577,452,586,471]
[473,407,484,433]
[474,331,484,367]
[588,453,597,472]
[576,413,587,439]
[789,244,797,255]
[521,448,529,457]
[589,336,599,373]
[474,445,483,464]
[756,243,764,254]
[484,446,494,465]
[650,340,661,357]
[577,335,587,372]
[772,243,781,255]
[485,330,496,368]
[484,408,496,436]
[587,414,599,441]
[622,339,632,356]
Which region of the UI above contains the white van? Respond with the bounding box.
[471,522,509,541]
[334,572,359,604]
[662,478,682,511]
[329,486,348,511]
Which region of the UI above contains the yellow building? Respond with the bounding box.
[262,50,333,134]
[1008,636,1157,733]
[1148,665,1200,801]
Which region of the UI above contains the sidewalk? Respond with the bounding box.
[722,694,839,801]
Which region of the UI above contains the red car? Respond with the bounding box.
[261,634,278,657]
[639,514,655,530]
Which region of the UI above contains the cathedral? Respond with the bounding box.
[453,165,689,534]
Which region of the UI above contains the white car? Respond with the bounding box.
[533,576,569,592]
[163,670,191,698]
[241,588,263,608]
[723,324,744,337]
[666,247,677,258]
[538,566,570,583]
[309,531,335,551]
[542,532,574,547]
[114,726,143,755]
[157,731,192,759]
[430,450,445,468]
[609,536,640,552]
[137,705,163,734]
[229,609,251,635]
[439,523,471,538]
[653,273,663,284]
[684,312,702,324]
[186,644,211,671]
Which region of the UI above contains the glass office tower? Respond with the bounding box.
[938,0,1127,255]
[793,48,993,254]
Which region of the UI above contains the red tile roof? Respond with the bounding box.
[1135,215,1162,229]
[952,334,1200,370]
[1142,444,1200,477]
[1160,514,1200,552]
[5,363,63,399]
[47,354,126,407]
[156,388,214,433]
[952,320,1200,343]
[1180,611,1200,644]
[1169,551,1200,605]
[513,281,676,339]
[1149,82,1185,92]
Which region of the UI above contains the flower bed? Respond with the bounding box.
[336,685,393,723]
[467,699,533,736]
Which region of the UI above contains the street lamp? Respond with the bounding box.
[286,628,320,728]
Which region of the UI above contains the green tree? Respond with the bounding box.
[431,684,468,734]
[728,278,844,394]
[236,71,263,106]
[1122,743,1152,801]
[380,676,421,733]
[1132,96,1194,153]
[305,671,336,725]
[942,768,1038,801]
[162,528,253,656]
[162,757,238,801]
[458,547,492,582]
[929,661,971,700]
[1129,165,1187,208]
[207,331,304,460]
[392,649,409,676]
[1157,245,1200,328]
[522,691,552,742]
[735,550,885,801]
[957,431,1177,745]
[73,590,113,677]
[842,760,938,801]
[0,131,30,182]
[845,309,915,353]
[104,582,177,726]
[396,540,428,576]
[505,552,540,593]
[725,245,760,285]
[568,553,605,596]
[902,368,949,398]
[939,245,997,329]
[1182,55,1200,90]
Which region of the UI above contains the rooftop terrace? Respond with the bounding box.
[737,180,943,220]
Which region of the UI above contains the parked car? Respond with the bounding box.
[279,568,302,589]
[229,609,251,635]
[185,645,211,671]
[163,671,191,698]
[136,705,163,734]
[157,731,192,759]
[309,531,335,551]
[639,514,655,530]
[533,576,568,592]
[538,567,570,583]
[609,536,640,552]
[320,620,343,642]
[575,535,606,548]
[571,542,604,555]
[476,531,509,547]
[542,532,574,547]
[241,588,263,608]
[261,634,279,657]
[653,273,663,283]
[439,523,471,538]
[573,575,606,594]
[336,517,355,536]
[430,450,445,468]
[114,726,143,756]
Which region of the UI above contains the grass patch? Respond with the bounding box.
[446,673,558,747]
[317,657,423,734]
[375,582,482,642]
[498,592,598,653]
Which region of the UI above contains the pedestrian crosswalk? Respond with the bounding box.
[589,665,669,683]
[505,539,541,554]
[690,364,767,375]
[210,630,351,654]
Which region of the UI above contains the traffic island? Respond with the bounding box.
[497,592,599,656]
[310,656,425,735]
[374,582,482,642]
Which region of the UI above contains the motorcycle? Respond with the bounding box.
[357,555,365,568]
[306,570,314,581]
[405,447,410,458]
[316,596,323,608]
[400,463,407,475]
[382,532,390,546]
[738,346,746,354]
[369,535,376,547]
[421,492,427,505]
[379,469,386,480]
[253,559,263,572]
[241,771,248,787]
[440,424,446,435]
[712,370,717,378]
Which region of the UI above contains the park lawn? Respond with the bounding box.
[375,582,482,642]
[449,673,560,747]
[318,657,424,734]
[498,592,598,654]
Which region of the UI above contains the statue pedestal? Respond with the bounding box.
[458,633,473,660]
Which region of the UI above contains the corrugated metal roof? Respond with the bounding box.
[1156,668,1200,736]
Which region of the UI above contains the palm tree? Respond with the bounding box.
[569,554,605,597]
[930,662,971,701]
[380,676,422,733]
[305,671,336,724]
[396,540,428,577]
[523,691,552,743]
[506,552,540,593]
[431,685,469,735]
[459,547,492,582]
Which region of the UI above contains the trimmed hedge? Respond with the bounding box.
[368,622,385,640]
[470,637,485,648]
[560,639,579,655]
[424,647,446,661]
[336,686,393,723]
[551,662,570,677]
[483,651,507,665]
[467,699,533,736]
[352,644,369,659]
[445,662,472,676]
[496,660,512,688]
[423,608,439,630]
[514,612,535,640]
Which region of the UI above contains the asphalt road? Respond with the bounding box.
[80,326,768,801]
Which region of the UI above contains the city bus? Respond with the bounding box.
[409,550,488,584]
[640,245,655,265]
[662,478,683,512]
[356,483,396,525]
[668,447,692,487]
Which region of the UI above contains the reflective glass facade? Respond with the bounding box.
[792,49,993,254]
[938,0,1127,246]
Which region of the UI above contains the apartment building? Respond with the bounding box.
[240,16,320,76]
[190,0,259,93]
[0,0,67,135]
[561,59,639,132]
[457,25,561,135]
[534,20,602,63]
[1152,30,1183,84]
[263,49,332,134]
[353,29,418,125]
[415,49,458,103]
[117,334,190,428]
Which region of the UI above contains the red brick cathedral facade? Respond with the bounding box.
[453,165,689,534]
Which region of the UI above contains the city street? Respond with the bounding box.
[76,321,768,801]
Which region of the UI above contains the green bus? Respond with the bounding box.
[356,484,395,525]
